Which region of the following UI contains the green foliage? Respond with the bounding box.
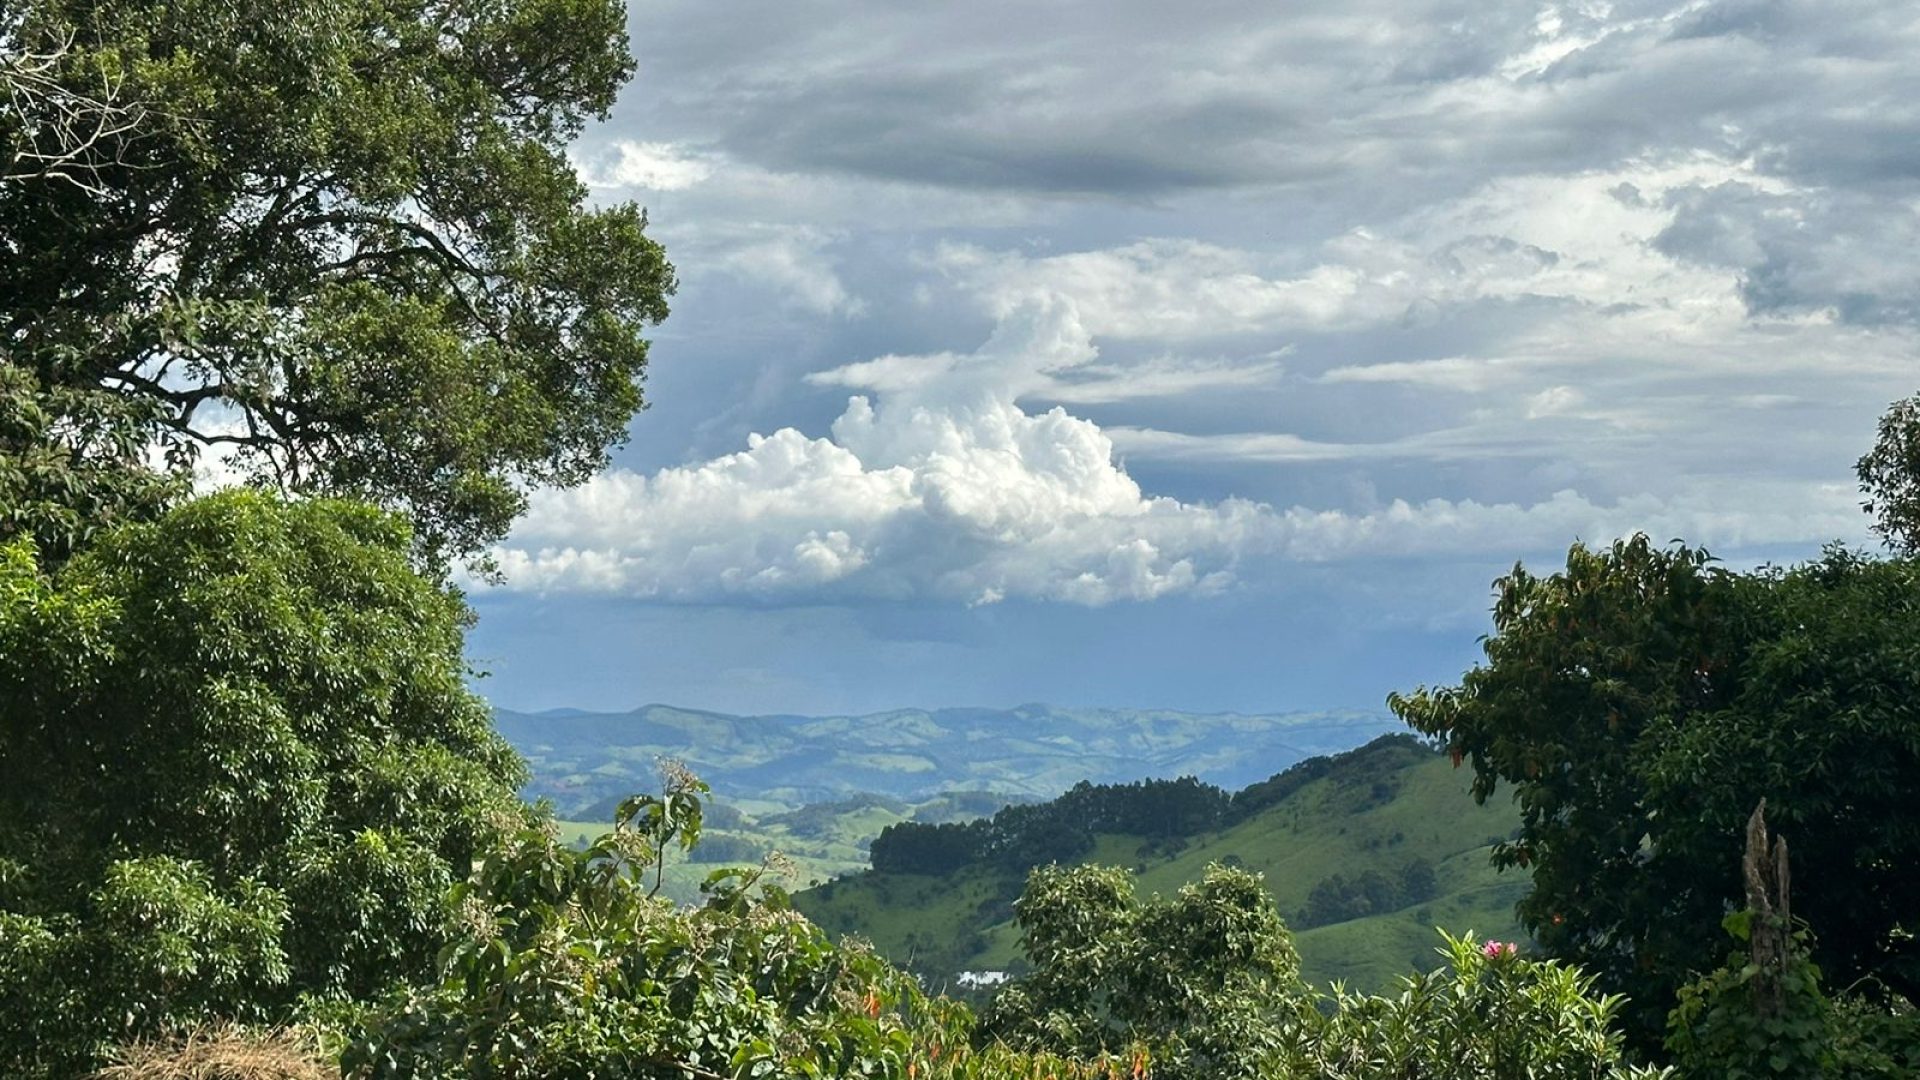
[0,859,291,1075]
[872,776,1233,877]
[797,739,1521,994]
[1391,535,1749,1034]
[1666,914,1920,1080]
[1666,915,1833,1079]
[346,773,1131,1080]
[1827,992,1920,1079]
[1859,393,1920,555]
[982,864,1659,1080]
[1,0,673,562]
[982,863,1303,1080]
[1394,537,1920,1042]
[1296,932,1670,1080]
[0,364,186,563]
[1298,859,1438,929]
[1639,550,1920,999]
[0,492,526,1076]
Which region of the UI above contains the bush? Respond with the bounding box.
[345,773,1133,1079]
[982,862,1303,1080]
[1666,915,1920,1080]
[1298,933,1670,1080]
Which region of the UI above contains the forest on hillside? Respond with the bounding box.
[799,735,1527,994]
[6,0,1920,1077]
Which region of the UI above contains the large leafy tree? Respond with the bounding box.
[1860,393,1920,556]
[982,862,1303,1080]
[1640,550,1920,1000]
[0,492,528,1076]
[1,0,673,562]
[1394,537,1920,1044]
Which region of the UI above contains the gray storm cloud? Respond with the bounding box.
[488,0,1918,606]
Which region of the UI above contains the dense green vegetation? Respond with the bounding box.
[2,0,673,564]
[0,494,530,1075]
[869,775,1235,876]
[9,0,1920,1074]
[980,863,1302,1080]
[975,861,1664,1080]
[1396,537,1920,1047]
[342,762,1136,1079]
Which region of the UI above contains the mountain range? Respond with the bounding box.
[495,702,1401,820]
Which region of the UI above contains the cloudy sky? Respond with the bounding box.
[466,0,1920,716]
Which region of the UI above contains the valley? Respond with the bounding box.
[793,734,1524,993]
[500,705,1525,992]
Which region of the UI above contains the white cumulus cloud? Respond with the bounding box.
[486,285,1866,605]
[492,299,1249,604]
[574,140,716,191]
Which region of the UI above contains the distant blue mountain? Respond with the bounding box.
[494,702,1401,818]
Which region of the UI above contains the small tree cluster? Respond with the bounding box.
[980,863,1305,1080]
[984,863,1667,1080]
[1297,858,1438,929]
[1301,933,1669,1080]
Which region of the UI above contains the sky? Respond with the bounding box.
[466,0,1920,717]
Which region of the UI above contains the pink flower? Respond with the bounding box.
[1482,940,1517,959]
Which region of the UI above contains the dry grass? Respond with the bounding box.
[90,1024,334,1080]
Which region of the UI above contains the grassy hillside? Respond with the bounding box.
[794,737,1526,993]
[497,703,1397,820]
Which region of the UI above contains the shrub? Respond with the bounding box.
[1666,917,1920,1080]
[344,773,1135,1079]
[1298,933,1670,1080]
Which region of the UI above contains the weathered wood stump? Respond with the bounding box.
[1742,799,1791,1018]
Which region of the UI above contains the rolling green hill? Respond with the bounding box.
[793,735,1527,993]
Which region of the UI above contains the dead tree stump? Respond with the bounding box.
[1742,799,1791,1017]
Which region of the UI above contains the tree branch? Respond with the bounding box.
[3,24,155,195]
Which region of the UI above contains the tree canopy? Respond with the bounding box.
[982,862,1302,1080]
[1859,393,1920,556]
[1393,536,1920,1045]
[0,492,528,1075]
[1,0,673,562]
[869,775,1234,877]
